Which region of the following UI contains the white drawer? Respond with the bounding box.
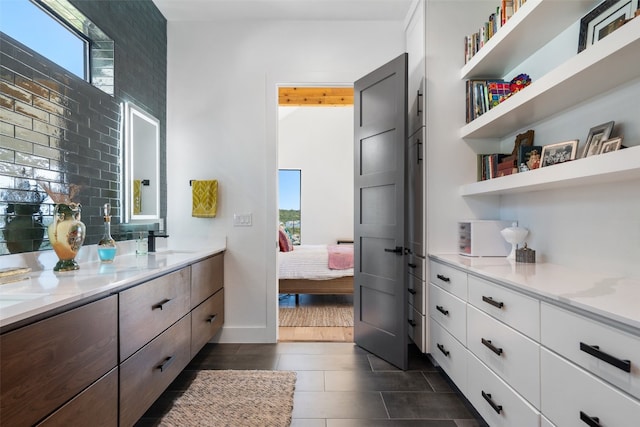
[467,305,540,408]
[407,254,426,281]
[468,275,539,340]
[541,348,640,427]
[408,305,426,353]
[429,260,467,301]
[430,320,467,394]
[429,283,466,345]
[408,273,425,315]
[467,352,540,427]
[541,302,640,400]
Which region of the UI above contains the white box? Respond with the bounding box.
[458,220,512,257]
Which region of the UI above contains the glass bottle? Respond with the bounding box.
[97,203,117,262]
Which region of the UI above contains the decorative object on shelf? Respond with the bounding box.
[512,129,535,156]
[500,222,529,260]
[41,184,86,272]
[578,0,640,53]
[582,121,615,157]
[97,203,117,263]
[515,242,536,263]
[599,136,624,154]
[540,140,579,167]
[508,73,531,95]
[518,145,542,170]
[1,181,46,254]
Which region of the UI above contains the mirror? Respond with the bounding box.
[124,102,160,222]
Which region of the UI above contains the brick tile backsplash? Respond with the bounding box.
[0,0,166,255]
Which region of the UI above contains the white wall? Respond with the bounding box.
[278,107,354,245]
[166,20,405,342]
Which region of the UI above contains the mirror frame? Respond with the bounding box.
[124,102,161,222]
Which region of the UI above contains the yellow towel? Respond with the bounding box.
[192,180,218,218]
[133,179,142,215]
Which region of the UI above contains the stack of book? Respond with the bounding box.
[477,153,517,181]
[464,0,528,64]
[466,79,511,123]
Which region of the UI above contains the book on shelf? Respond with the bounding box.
[465,79,511,123]
[477,153,516,181]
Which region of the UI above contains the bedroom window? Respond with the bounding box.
[278,169,301,245]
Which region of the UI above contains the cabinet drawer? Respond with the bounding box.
[541,302,640,400]
[429,260,467,300]
[119,267,191,360]
[407,254,425,280]
[408,273,425,315]
[38,368,118,427]
[191,252,224,309]
[468,275,539,340]
[408,305,426,353]
[120,314,191,427]
[191,288,224,358]
[430,320,467,394]
[467,353,540,427]
[429,283,466,344]
[467,305,540,408]
[0,295,117,427]
[541,348,640,427]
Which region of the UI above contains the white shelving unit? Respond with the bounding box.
[460,0,640,197]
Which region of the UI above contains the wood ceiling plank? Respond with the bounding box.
[279,87,353,106]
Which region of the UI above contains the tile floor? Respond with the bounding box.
[137,342,487,426]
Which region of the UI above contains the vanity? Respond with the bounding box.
[0,239,225,426]
[428,254,640,426]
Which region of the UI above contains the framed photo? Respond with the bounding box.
[540,140,579,167]
[511,129,534,156]
[578,0,640,53]
[582,121,615,157]
[599,136,624,154]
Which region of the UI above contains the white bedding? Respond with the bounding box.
[278,245,354,280]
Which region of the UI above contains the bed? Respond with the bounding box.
[278,244,354,298]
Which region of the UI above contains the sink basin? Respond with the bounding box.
[0,293,48,309]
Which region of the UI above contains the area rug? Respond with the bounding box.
[279,305,354,327]
[159,370,296,427]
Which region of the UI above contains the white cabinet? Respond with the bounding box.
[429,283,466,344]
[430,319,467,394]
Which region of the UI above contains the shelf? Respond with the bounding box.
[461,0,596,80]
[460,145,640,196]
[461,16,640,140]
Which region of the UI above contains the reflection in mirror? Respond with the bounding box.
[125,102,160,222]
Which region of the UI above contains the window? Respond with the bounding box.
[278,169,301,245]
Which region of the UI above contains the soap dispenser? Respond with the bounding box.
[97,203,117,262]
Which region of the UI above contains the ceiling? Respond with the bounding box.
[152,0,414,22]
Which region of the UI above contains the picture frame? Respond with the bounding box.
[511,129,534,156]
[582,121,615,158]
[540,140,579,167]
[599,136,624,154]
[578,0,640,53]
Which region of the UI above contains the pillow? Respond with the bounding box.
[278,226,293,252]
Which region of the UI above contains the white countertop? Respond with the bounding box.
[429,253,640,334]
[0,237,226,332]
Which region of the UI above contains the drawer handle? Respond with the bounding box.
[436,343,449,357]
[481,391,502,414]
[152,298,172,310]
[436,305,449,316]
[481,338,503,356]
[407,319,417,327]
[436,274,450,283]
[579,342,631,373]
[156,355,175,372]
[580,411,602,427]
[408,262,417,268]
[482,296,504,309]
[207,314,217,323]
[408,288,417,295]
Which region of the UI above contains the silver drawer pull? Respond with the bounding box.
[481,338,503,356]
[580,411,602,427]
[152,298,172,310]
[579,342,631,373]
[481,391,502,414]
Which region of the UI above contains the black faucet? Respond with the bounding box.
[147,230,169,253]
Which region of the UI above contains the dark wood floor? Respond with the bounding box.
[137,342,487,426]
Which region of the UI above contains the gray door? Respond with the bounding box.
[354,53,408,370]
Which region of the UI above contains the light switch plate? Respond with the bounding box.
[233,213,252,226]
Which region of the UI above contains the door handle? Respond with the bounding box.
[384,246,403,254]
